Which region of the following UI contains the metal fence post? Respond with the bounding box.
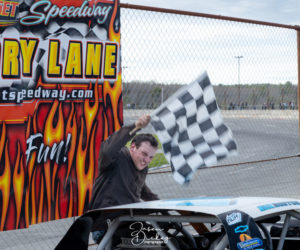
[297,29,300,148]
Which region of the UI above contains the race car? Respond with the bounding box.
[56,196,300,250]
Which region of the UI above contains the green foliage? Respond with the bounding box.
[148,153,169,168]
[123,81,298,110]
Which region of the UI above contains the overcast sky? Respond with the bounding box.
[120,0,300,25]
[120,0,298,85]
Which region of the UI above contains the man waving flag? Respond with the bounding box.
[150,72,237,184]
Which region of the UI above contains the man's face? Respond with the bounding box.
[130,141,157,170]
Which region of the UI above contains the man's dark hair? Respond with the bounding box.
[131,133,158,148]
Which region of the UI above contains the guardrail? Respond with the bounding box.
[124,109,299,120]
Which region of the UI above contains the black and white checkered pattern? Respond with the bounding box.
[27,21,108,86]
[151,72,237,184]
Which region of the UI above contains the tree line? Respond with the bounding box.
[122,81,298,110]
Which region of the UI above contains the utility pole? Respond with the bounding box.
[235,55,243,107]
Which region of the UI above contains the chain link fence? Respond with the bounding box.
[1,4,300,249]
[120,4,300,200]
[121,6,300,246]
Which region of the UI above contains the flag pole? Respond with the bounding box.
[129,127,139,135]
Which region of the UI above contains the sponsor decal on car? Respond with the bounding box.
[258,201,300,212]
[235,225,249,234]
[237,238,263,250]
[226,212,242,225]
[239,233,252,242]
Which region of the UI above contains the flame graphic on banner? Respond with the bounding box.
[25,112,37,226]
[109,0,120,44]
[103,0,122,132]
[0,123,11,231]
[13,142,25,229]
[65,102,77,218]
[76,83,98,215]
[0,0,123,232]
[0,79,123,230]
[43,99,63,220]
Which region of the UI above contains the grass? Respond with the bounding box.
[148,152,169,168]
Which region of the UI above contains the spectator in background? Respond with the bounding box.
[271,103,275,109]
[291,102,295,110]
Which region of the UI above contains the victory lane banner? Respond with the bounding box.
[0,0,123,231]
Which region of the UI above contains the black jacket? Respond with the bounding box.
[88,124,159,230]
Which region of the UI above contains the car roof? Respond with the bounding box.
[99,196,300,220]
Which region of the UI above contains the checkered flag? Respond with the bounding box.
[150,72,237,184]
